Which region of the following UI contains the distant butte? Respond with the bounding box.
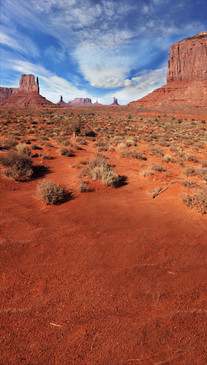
[57,95,119,107]
[0,75,54,108]
[129,32,207,108]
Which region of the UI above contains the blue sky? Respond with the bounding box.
[0,0,206,104]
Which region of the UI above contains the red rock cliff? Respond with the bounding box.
[167,32,207,82]
[19,74,39,93]
[129,32,207,108]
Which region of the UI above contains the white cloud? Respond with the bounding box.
[73,43,135,88]
[0,29,39,57]
[114,67,168,104]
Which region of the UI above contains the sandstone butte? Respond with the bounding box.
[129,32,207,108]
[0,74,54,108]
[57,95,119,107]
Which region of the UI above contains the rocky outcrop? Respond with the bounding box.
[129,32,207,108]
[0,74,39,102]
[19,74,39,93]
[57,96,102,107]
[111,97,119,105]
[0,87,18,101]
[0,74,54,108]
[167,32,207,82]
[0,92,55,108]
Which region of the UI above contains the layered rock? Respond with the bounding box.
[129,32,207,108]
[167,32,207,82]
[0,87,18,101]
[57,96,102,107]
[0,74,39,102]
[19,74,39,93]
[0,92,55,108]
[111,97,119,106]
[0,74,54,108]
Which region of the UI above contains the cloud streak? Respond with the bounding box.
[1,0,206,104]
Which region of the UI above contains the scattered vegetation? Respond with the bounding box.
[181,187,207,214]
[79,153,124,187]
[0,145,33,180]
[37,179,69,205]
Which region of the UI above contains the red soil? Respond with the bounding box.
[1,133,207,365]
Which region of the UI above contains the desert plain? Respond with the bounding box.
[0,103,207,364]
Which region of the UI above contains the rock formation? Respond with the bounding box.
[19,74,39,93]
[129,32,207,108]
[111,97,119,105]
[57,96,102,107]
[0,87,18,101]
[0,74,40,101]
[167,32,207,82]
[0,74,54,108]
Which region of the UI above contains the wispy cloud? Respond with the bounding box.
[1,0,206,104]
[114,67,168,104]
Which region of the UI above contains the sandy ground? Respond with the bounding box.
[0,106,207,364]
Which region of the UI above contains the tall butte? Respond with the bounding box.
[0,74,54,107]
[129,32,207,108]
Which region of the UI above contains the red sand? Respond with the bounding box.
[1,137,207,364]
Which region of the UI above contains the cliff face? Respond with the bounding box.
[0,74,39,101]
[19,74,39,93]
[57,96,102,107]
[0,74,54,108]
[167,32,207,82]
[129,32,207,108]
[0,87,18,101]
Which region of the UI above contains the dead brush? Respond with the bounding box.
[37,179,70,205]
[181,186,207,214]
[120,149,147,160]
[0,146,33,180]
[151,186,168,198]
[79,153,124,187]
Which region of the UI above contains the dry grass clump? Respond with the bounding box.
[78,180,91,193]
[120,149,147,160]
[151,186,168,198]
[151,163,167,172]
[79,153,123,187]
[184,166,207,181]
[59,147,75,157]
[181,186,207,214]
[37,179,68,205]
[0,145,33,180]
[162,155,176,163]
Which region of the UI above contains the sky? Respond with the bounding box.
[0,0,206,105]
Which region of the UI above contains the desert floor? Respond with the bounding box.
[0,106,207,364]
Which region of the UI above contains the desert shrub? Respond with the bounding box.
[0,150,33,180]
[184,166,197,176]
[185,154,199,163]
[150,147,164,157]
[151,163,166,172]
[79,153,122,187]
[15,143,31,156]
[120,149,147,160]
[85,128,96,137]
[125,138,137,147]
[78,180,90,192]
[37,179,68,205]
[151,186,168,198]
[162,155,176,163]
[59,147,74,157]
[181,187,207,214]
[202,161,207,168]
